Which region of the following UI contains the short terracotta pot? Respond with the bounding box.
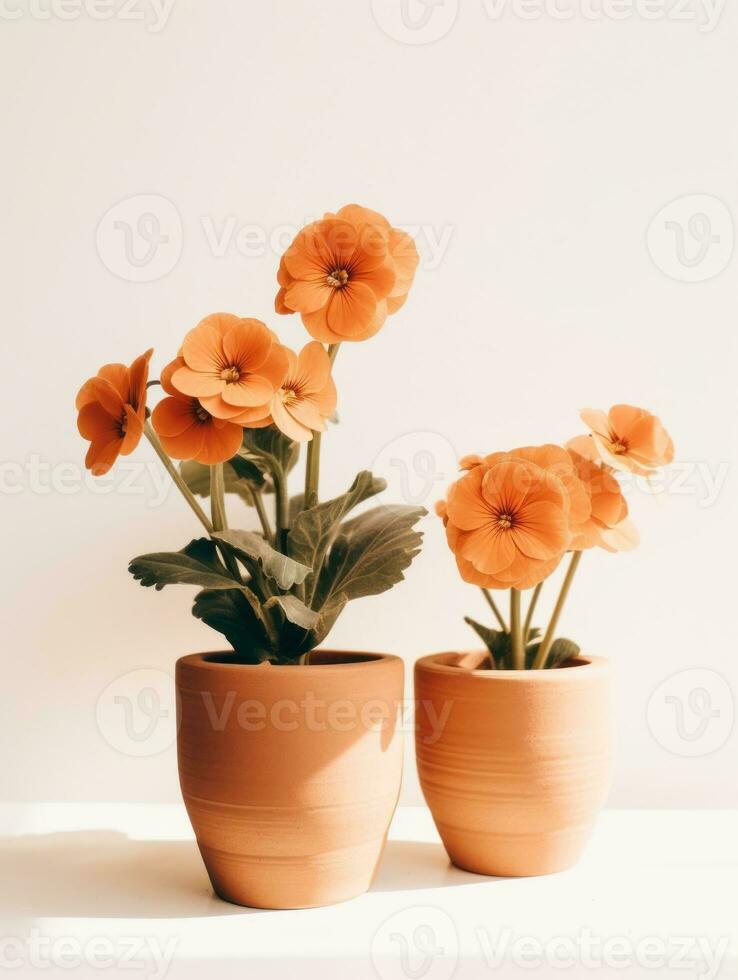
[176,650,404,909]
[415,652,612,877]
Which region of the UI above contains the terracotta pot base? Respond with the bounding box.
[415,652,612,878]
[177,650,404,909]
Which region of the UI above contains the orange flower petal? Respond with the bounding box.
[152,396,196,438]
[172,364,224,399]
[512,500,570,559]
[222,319,273,373]
[77,400,119,442]
[158,423,205,461]
[271,397,313,442]
[196,420,244,465]
[284,278,334,315]
[119,405,145,456]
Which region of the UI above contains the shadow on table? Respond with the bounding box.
[371,838,493,892]
[0,831,489,920]
[0,831,250,919]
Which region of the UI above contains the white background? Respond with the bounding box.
[2,0,736,809]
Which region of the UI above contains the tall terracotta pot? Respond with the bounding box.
[176,650,403,909]
[415,652,612,877]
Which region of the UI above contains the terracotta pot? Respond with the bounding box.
[176,650,404,909]
[415,652,612,877]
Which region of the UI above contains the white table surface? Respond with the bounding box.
[0,804,735,979]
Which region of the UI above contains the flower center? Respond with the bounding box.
[611,439,628,454]
[220,366,240,384]
[326,268,349,289]
[194,403,211,424]
[280,386,299,405]
[497,512,515,529]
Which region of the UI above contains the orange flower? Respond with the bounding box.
[459,444,591,545]
[325,205,419,315]
[264,342,337,443]
[444,456,573,591]
[566,437,639,552]
[151,358,243,465]
[276,204,417,342]
[76,349,152,476]
[172,314,288,423]
[579,404,674,476]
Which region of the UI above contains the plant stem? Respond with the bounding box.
[274,472,288,552]
[144,422,213,534]
[481,588,508,632]
[532,551,583,669]
[510,589,524,670]
[249,487,273,543]
[303,343,340,508]
[523,582,543,643]
[209,463,228,532]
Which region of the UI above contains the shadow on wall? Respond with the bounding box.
[1,831,489,919]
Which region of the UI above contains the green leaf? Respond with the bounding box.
[213,529,310,590]
[179,458,265,504]
[271,595,349,661]
[464,617,507,667]
[547,637,581,669]
[128,539,243,591]
[313,504,425,608]
[240,426,299,484]
[192,588,271,662]
[288,471,387,600]
[265,594,320,631]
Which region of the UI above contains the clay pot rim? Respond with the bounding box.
[178,649,402,673]
[415,651,608,679]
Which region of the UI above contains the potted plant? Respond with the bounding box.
[416,407,674,877]
[76,204,425,909]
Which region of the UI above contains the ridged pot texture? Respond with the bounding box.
[415,652,612,877]
[177,650,404,909]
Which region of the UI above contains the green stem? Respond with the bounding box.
[510,589,524,670]
[523,582,543,643]
[532,551,583,669]
[274,472,288,553]
[249,487,273,543]
[209,463,228,532]
[144,422,213,533]
[303,343,340,508]
[481,588,508,632]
